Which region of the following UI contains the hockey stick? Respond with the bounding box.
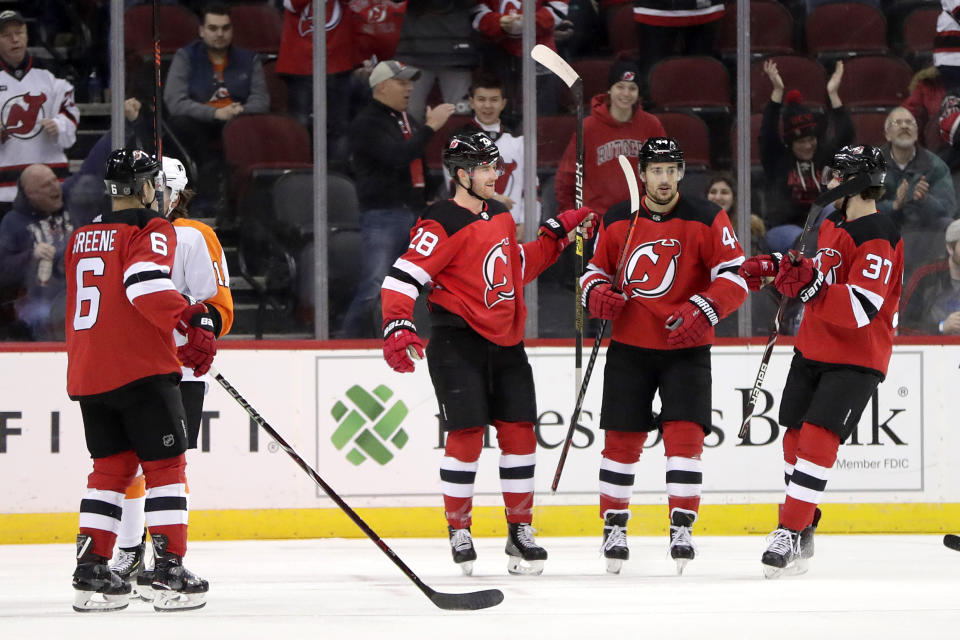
[738,174,871,439]
[551,155,640,491]
[944,534,960,551]
[209,366,504,611]
[531,44,585,401]
[152,0,165,215]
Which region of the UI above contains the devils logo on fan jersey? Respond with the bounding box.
[495,159,517,196]
[814,247,843,284]
[1,92,46,142]
[622,239,682,298]
[483,239,515,308]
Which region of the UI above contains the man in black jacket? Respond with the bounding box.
[900,219,960,335]
[338,60,454,338]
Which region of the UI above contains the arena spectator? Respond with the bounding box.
[632,0,724,83]
[352,0,407,64]
[705,172,766,254]
[900,219,960,335]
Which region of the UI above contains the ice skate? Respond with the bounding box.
[762,527,802,579]
[669,508,697,575]
[796,507,821,573]
[448,526,477,576]
[148,534,208,612]
[72,534,131,612]
[601,510,630,574]
[110,530,149,599]
[505,522,547,575]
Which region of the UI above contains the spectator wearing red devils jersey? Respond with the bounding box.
[66,150,213,612]
[581,137,747,576]
[740,144,903,579]
[381,131,595,576]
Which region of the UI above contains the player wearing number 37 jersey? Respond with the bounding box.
[381,132,596,576]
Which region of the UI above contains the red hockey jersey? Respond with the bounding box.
[66,209,188,398]
[581,194,747,349]
[381,199,561,346]
[795,210,903,376]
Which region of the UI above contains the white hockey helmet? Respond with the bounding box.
[161,156,188,215]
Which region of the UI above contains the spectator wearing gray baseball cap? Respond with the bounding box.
[901,218,960,335]
[336,61,454,338]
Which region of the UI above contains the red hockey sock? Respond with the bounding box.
[142,455,188,557]
[664,421,704,517]
[441,427,484,529]
[80,451,140,558]
[496,420,537,524]
[780,423,840,531]
[599,430,647,516]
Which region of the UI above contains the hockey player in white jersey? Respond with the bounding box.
[110,156,233,608]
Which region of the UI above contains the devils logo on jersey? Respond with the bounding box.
[496,159,517,196]
[622,239,682,298]
[1,92,46,143]
[814,247,842,284]
[483,239,515,308]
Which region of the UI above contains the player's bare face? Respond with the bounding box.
[469,88,506,126]
[0,22,27,67]
[827,174,844,209]
[468,164,500,200]
[643,163,681,205]
[200,14,233,52]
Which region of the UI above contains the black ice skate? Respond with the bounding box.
[148,534,208,612]
[448,526,477,576]
[72,534,132,612]
[669,508,697,575]
[110,529,149,599]
[796,507,821,573]
[601,510,630,575]
[762,527,802,579]
[505,522,547,575]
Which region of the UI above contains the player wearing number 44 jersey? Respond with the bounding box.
[381,132,596,576]
[739,145,903,579]
[581,137,747,575]
[65,149,215,612]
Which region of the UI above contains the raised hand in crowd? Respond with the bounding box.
[425,103,455,132]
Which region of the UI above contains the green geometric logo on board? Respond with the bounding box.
[330,385,409,465]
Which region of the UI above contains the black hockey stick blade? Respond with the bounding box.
[944,534,960,551]
[427,586,505,611]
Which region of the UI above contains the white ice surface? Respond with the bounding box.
[1,535,958,639]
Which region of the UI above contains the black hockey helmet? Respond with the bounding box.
[831,144,886,188]
[638,137,684,172]
[442,132,501,178]
[104,149,162,198]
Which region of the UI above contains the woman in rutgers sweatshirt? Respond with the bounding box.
[554,59,666,215]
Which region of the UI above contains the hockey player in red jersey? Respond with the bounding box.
[380,131,595,576]
[66,149,216,612]
[739,145,903,578]
[581,137,747,575]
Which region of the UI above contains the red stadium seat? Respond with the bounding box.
[717,0,794,59]
[222,114,312,201]
[901,6,939,67]
[837,56,914,109]
[750,56,827,114]
[124,4,199,60]
[556,59,614,113]
[649,57,732,113]
[262,60,287,114]
[805,3,888,58]
[654,112,711,169]
[537,115,577,169]
[424,116,472,172]
[849,111,890,147]
[231,4,283,55]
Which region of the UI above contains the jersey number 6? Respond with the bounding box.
[73,257,104,331]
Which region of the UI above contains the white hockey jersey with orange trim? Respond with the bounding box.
[171,217,233,383]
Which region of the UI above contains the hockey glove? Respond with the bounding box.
[940,94,960,148]
[175,302,217,376]
[665,294,719,348]
[774,251,824,302]
[383,318,425,373]
[539,206,596,251]
[584,280,627,320]
[738,253,784,291]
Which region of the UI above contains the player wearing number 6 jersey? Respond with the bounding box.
[738,145,903,578]
[65,149,214,612]
[380,132,596,576]
[581,137,747,575]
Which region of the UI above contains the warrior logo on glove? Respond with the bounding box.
[483,240,515,308]
[622,239,682,298]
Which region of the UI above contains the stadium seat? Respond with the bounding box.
[262,60,287,114]
[900,6,939,68]
[849,111,890,147]
[717,0,794,59]
[837,56,914,109]
[648,57,732,113]
[231,4,283,56]
[805,3,888,59]
[222,114,312,203]
[654,112,711,169]
[124,4,199,60]
[606,3,638,54]
[537,115,577,169]
[424,116,472,172]
[750,56,827,114]
[572,58,614,108]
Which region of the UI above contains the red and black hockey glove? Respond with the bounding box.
[382,318,425,373]
[539,206,596,251]
[175,302,217,376]
[738,252,784,291]
[584,280,627,320]
[665,294,719,348]
[774,251,824,302]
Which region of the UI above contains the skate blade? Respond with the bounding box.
[605,558,624,575]
[134,583,156,602]
[785,558,809,576]
[153,589,207,612]
[762,563,786,579]
[457,560,474,576]
[506,557,544,575]
[73,589,129,612]
[675,558,690,575]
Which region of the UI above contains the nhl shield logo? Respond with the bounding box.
[162,434,175,447]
